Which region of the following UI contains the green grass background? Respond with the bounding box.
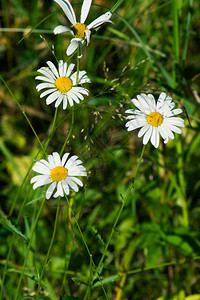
[0,0,200,299]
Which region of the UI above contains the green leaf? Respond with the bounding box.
[92,275,121,288]
[164,235,194,256]
[90,226,105,247]
[0,211,28,242]
[71,277,89,286]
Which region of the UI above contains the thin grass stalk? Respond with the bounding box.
[35,197,61,299]
[182,0,194,67]
[84,254,93,300]
[14,197,46,300]
[96,145,146,274]
[64,195,108,299]
[0,76,45,154]
[110,0,124,14]
[8,107,58,217]
[172,0,188,227]
[0,144,47,299]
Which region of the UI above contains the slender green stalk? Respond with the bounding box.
[14,197,46,300]
[60,47,81,156]
[36,197,61,299]
[110,0,124,14]
[8,106,58,216]
[43,106,59,155]
[172,0,188,226]
[182,0,194,67]
[172,0,180,64]
[0,75,45,153]
[84,254,93,300]
[64,195,108,299]
[176,135,188,226]
[96,145,146,274]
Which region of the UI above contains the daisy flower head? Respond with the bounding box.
[30,152,87,199]
[36,60,90,109]
[125,92,185,148]
[53,0,113,56]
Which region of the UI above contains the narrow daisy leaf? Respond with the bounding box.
[125,92,185,148]
[30,152,87,200]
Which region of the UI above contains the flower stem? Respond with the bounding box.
[172,0,188,226]
[36,197,61,299]
[110,0,124,14]
[64,195,108,299]
[14,197,46,300]
[96,145,146,274]
[60,46,80,156]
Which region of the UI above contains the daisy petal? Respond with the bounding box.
[88,12,113,29]
[66,63,75,77]
[80,0,92,24]
[33,177,52,189]
[66,40,79,56]
[40,89,57,98]
[46,61,59,78]
[54,0,76,25]
[151,127,160,148]
[46,91,60,105]
[36,83,55,91]
[62,181,70,195]
[52,152,62,166]
[30,174,50,184]
[143,126,152,145]
[54,25,73,35]
[56,181,64,197]
[46,182,57,199]
[61,153,70,166]
[66,177,79,192]
[68,176,83,187]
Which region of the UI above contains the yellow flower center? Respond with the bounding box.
[147,112,163,127]
[50,166,68,182]
[55,77,72,93]
[71,23,87,38]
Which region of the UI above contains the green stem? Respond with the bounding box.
[117,255,200,276]
[172,0,188,226]
[60,109,74,156]
[84,254,93,300]
[8,108,58,218]
[44,107,59,154]
[176,136,188,226]
[182,0,194,67]
[36,197,61,299]
[64,195,108,299]
[110,0,124,14]
[60,46,80,156]
[96,145,146,273]
[14,197,46,300]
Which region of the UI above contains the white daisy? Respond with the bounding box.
[36,60,90,109]
[125,92,185,148]
[30,152,87,199]
[54,0,113,56]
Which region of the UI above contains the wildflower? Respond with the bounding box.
[54,0,113,56]
[36,60,90,109]
[125,92,185,148]
[31,152,87,199]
